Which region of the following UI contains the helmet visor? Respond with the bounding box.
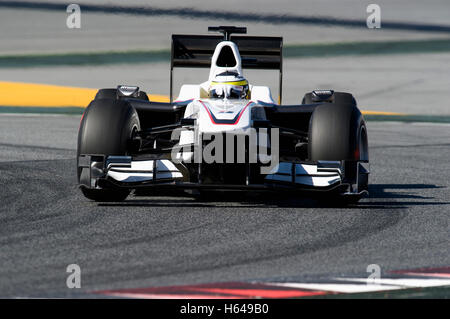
[209,84,248,99]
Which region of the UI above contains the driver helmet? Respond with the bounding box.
[208,71,249,99]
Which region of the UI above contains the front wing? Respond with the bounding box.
[78,154,369,197]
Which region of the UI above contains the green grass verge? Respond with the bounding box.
[0,106,84,114]
[0,38,449,68]
[0,49,169,68]
[284,38,450,58]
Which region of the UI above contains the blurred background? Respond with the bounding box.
[0,0,449,114]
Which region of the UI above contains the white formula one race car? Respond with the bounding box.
[77,26,369,203]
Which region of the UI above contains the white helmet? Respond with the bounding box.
[208,71,249,99]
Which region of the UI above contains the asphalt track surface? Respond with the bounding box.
[0,114,448,297]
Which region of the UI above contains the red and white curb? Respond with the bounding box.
[94,267,450,299]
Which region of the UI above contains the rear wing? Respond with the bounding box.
[170,34,283,103]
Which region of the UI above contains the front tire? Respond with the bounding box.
[308,102,364,161]
[77,99,140,201]
[308,94,369,203]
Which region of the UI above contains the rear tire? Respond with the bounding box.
[302,91,356,106]
[95,88,149,101]
[77,99,140,201]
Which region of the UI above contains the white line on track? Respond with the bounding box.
[336,277,450,288]
[268,282,401,293]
